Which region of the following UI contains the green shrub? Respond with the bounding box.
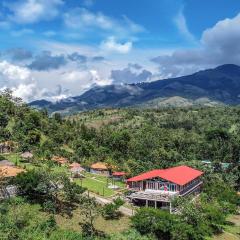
[102,197,124,220]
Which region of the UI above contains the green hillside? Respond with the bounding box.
[0,91,239,240]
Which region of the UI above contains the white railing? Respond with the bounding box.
[179,181,203,196]
[129,190,178,202]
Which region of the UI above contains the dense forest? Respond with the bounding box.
[0,90,239,240]
[1,90,239,184]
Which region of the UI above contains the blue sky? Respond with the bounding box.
[0,0,240,101]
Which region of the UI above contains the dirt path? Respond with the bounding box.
[87,192,135,217]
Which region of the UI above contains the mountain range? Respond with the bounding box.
[30,64,240,114]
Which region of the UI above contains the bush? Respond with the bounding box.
[113,197,125,207]
[109,229,155,240]
[131,207,176,240]
[102,203,119,219]
[14,167,85,213]
[0,198,57,240]
[49,230,84,240]
[102,197,124,220]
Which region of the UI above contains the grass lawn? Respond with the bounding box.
[3,153,126,198]
[55,206,130,235]
[3,152,41,171]
[3,152,22,165]
[2,153,68,174]
[210,215,240,240]
[2,152,36,170]
[75,172,126,197]
[76,178,114,197]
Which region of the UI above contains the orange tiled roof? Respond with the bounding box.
[0,166,25,178]
[69,162,81,168]
[52,156,69,164]
[90,162,108,170]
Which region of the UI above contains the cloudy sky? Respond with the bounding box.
[0,0,240,102]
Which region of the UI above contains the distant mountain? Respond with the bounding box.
[30,64,240,114]
[29,99,52,109]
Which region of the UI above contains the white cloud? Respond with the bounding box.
[32,67,112,101]
[0,60,37,101]
[153,12,240,78]
[5,0,64,24]
[61,70,92,84]
[63,8,144,38]
[64,8,115,30]
[0,59,113,102]
[12,83,37,101]
[111,65,152,84]
[90,70,110,86]
[100,37,132,54]
[122,15,145,33]
[0,60,31,81]
[201,13,240,57]
[174,8,196,43]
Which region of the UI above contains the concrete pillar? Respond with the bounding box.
[155,201,157,209]
[169,202,172,214]
[146,199,148,207]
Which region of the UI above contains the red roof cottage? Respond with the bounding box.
[90,162,111,176]
[112,171,126,180]
[127,165,203,212]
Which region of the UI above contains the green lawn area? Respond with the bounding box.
[75,172,126,197]
[2,153,68,173]
[210,215,240,240]
[2,153,126,198]
[2,152,39,171]
[55,206,130,235]
[2,152,22,165]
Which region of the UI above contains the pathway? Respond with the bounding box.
[87,192,135,217]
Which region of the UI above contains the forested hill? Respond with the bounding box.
[1,91,239,185]
[30,64,240,115]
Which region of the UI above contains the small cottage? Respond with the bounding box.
[69,162,85,178]
[52,156,69,165]
[0,166,25,199]
[69,162,81,168]
[0,160,15,166]
[112,171,126,181]
[0,141,16,153]
[90,162,110,175]
[21,152,33,159]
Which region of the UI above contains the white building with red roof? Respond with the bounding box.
[127,165,203,212]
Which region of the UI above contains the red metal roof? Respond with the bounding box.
[113,171,126,176]
[127,165,203,186]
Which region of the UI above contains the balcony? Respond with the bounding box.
[128,189,179,202]
[179,181,203,196]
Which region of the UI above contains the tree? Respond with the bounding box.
[14,167,85,213]
[132,207,176,240]
[79,196,100,237]
[101,197,124,219]
[109,229,154,240]
[0,198,57,240]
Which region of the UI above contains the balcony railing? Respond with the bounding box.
[179,181,203,196]
[128,190,178,202]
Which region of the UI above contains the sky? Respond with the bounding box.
[0,0,240,102]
